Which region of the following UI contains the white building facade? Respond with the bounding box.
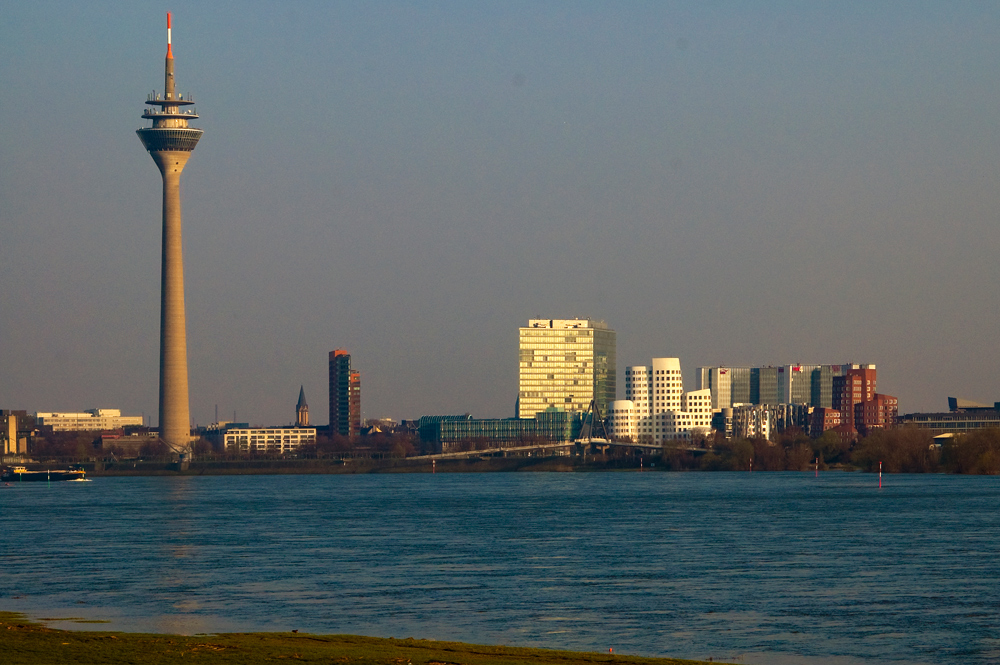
[625,358,713,442]
[35,409,144,432]
[607,400,638,441]
[222,427,317,454]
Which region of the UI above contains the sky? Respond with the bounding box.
[2,1,1000,427]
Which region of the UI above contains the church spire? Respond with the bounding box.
[296,386,309,427]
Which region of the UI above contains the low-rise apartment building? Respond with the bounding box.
[215,426,317,454]
[35,409,143,432]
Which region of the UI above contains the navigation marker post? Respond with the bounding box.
[879,461,882,489]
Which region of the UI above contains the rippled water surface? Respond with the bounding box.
[1,472,998,664]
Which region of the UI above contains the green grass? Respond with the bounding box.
[0,613,730,665]
[36,617,112,624]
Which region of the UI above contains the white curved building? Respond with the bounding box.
[607,400,638,441]
[625,358,713,442]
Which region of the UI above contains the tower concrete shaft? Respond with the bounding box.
[137,13,203,453]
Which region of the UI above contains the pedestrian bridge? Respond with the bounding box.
[423,439,707,460]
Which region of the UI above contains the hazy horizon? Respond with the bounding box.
[3,2,999,427]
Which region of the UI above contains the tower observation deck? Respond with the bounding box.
[136,13,202,456]
[137,14,203,154]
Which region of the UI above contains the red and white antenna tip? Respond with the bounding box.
[166,12,173,57]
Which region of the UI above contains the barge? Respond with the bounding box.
[1,466,88,482]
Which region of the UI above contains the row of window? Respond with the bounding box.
[521,396,589,402]
[520,378,588,384]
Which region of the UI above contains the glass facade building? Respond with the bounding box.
[418,410,577,453]
[697,365,854,407]
[729,367,753,406]
[784,365,819,406]
[751,367,781,404]
[783,364,851,408]
[696,366,776,408]
[518,319,616,419]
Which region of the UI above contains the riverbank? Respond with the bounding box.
[10,455,663,477]
[0,613,724,665]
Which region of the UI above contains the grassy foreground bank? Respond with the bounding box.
[0,613,727,665]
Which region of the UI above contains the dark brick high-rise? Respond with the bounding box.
[329,350,359,438]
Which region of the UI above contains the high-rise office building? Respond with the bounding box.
[329,350,350,436]
[727,367,753,405]
[136,13,203,454]
[518,319,616,419]
[696,366,775,408]
[783,364,845,407]
[751,367,781,404]
[696,367,730,410]
[698,364,871,409]
[329,350,360,438]
[783,363,871,408]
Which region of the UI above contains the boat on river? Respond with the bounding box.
[1,466,88,482]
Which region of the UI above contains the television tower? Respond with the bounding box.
[136,13,203,455]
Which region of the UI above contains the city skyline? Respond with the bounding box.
[3,4,1000,425]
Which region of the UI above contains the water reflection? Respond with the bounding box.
[0,473,997,665]
[150,476,212,632]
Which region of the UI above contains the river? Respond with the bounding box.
[1,472,997,665]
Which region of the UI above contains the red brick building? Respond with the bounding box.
[349,369,361,438]
[855,394,898,437]
[809,407,842,437]
[832,365,877,433]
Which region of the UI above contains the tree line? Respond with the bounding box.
[22,427,1000,474]
[657,427,1000,474]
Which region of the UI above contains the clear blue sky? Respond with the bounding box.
[2,2,999,426]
